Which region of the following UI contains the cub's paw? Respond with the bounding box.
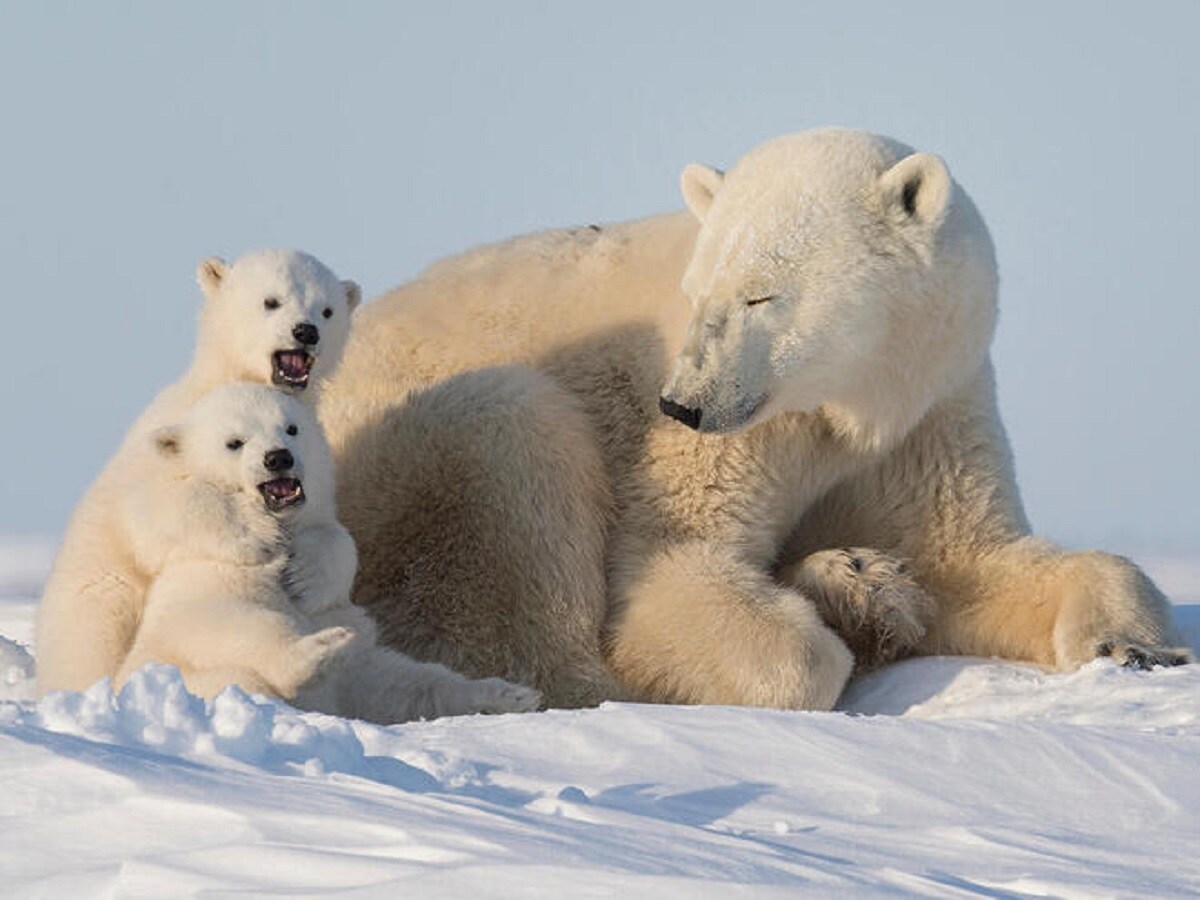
[786,548,935,672]
[1096,640,1193,670]
[463,677,543,715]
[284,526,358,615]
[278,626,357,695]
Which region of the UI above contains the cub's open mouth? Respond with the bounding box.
[258,477,305,512]
[272,350,314,389]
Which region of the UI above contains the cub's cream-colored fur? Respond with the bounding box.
[321,127,1189,709]
[114,384,542,720]
[114,385,356,699]
[37,250,361,694]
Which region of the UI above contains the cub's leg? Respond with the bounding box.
[175,666,275,699]
[37,567,144,694]
[263,626,357,698]
[301,604,542,723]
[780,548,935,672]
[117,561,354,700]
[341,643,543,722]
[607,540,854,710]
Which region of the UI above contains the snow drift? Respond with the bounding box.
[2,543,1198,896]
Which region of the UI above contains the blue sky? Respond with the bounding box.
[2,2,1198,553]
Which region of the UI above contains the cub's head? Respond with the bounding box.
[152,384,335,518]
[195,249,361,395]
[660,128,998,450]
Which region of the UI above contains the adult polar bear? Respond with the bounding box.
[321,128,1188,710]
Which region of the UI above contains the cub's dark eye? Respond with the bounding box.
[286,424,298,437]
[263,297,281,311]
[745,295,775,308]
[226,438,244,451]
[322,307,333,319]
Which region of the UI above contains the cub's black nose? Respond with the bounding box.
[659,396,702,430]
[264,448,294,472]
[292,323,319,346]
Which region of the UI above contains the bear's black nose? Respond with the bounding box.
[659,396,703,430]
[264,448,294,472]
[292,323,320,346]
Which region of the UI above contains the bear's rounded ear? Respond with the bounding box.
[342,279,362,312]
[152,426,182,458]
[878,153,952,229]
[196,256,229,297]
[680,163,725,222]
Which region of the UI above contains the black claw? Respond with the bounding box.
[1122,647,1153,670]
[1096,641,1115,658]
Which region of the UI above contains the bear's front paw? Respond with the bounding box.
[1050,550,1188,670]
[463,677,543,715]
[1095,640,1193,670]
[787,548,935,672]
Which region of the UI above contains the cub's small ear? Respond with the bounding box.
[878,153,952,228]
[342,279,362,312]
[680,163,725,222]
[197,256,229,296]
[152,426,182,458]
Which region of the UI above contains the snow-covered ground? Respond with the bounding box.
[2,540,1198,897]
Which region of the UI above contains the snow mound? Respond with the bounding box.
[3,665,439,788]
[3,543,1200,894]
[0,635,35,702]
[4,663,1200,896]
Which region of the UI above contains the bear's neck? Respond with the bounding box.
[637,410,879,568]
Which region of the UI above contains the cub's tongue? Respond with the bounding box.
[272,350,313,388]
[258,477,305,511]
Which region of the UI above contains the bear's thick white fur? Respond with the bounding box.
[113,385,356,699]
[37,250,362,695]
[113,384,542,720]
[321,127,1189,709]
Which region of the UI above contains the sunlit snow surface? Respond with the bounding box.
[2,540,1198,897]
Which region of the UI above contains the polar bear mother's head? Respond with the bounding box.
[660,128,998,451]
[196,250,361,396]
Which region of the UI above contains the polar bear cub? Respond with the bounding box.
[114,385,355,698]
[116,384,542,720]
[37,250,361,695]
